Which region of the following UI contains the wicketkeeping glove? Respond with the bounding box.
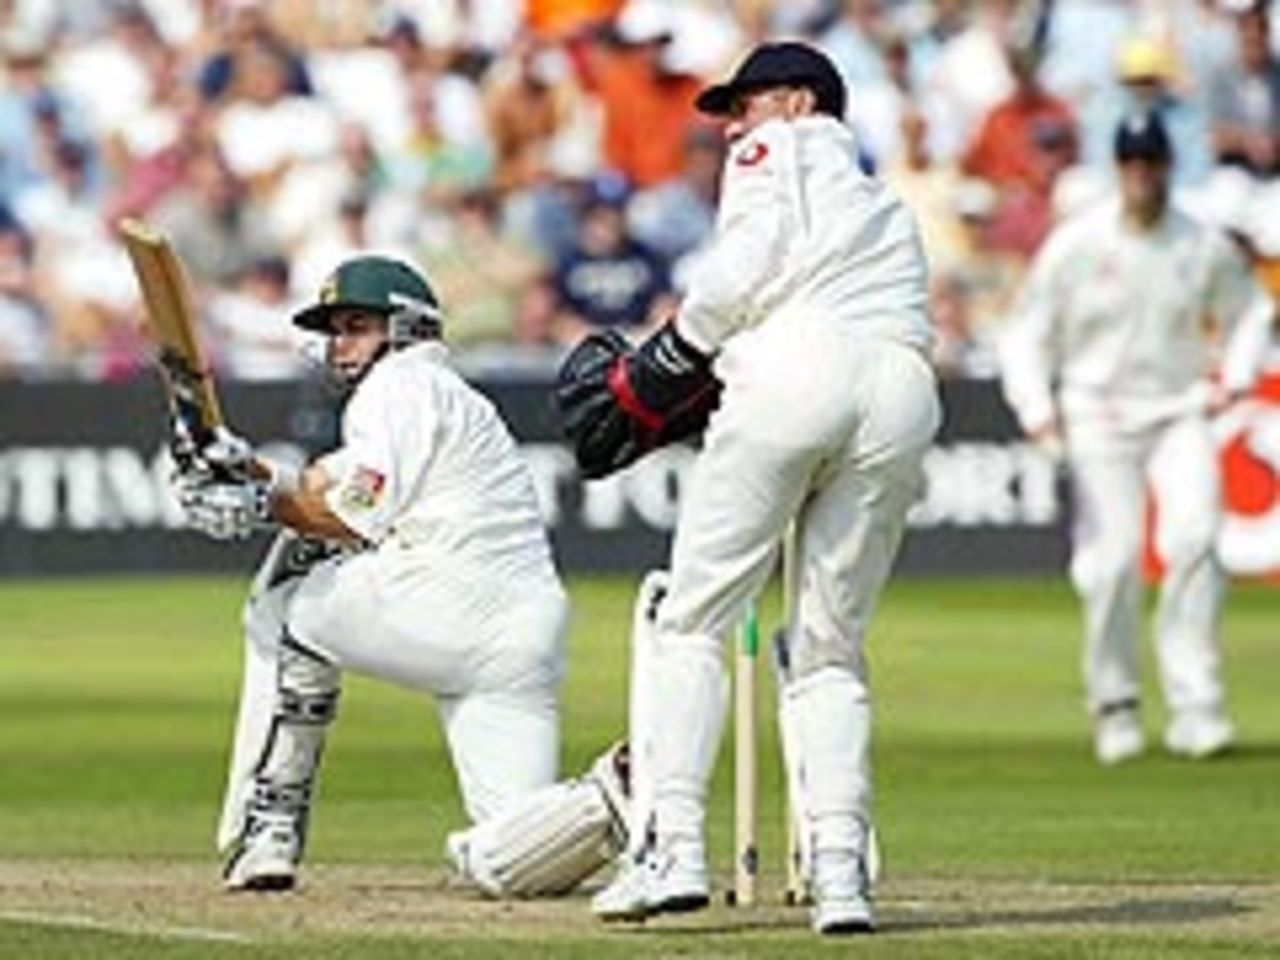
[555,320,721,479]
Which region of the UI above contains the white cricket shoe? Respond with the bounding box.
[810,849,873,935]
[1094,707,1145,766]
[1165,709,1234,759]
[592,841,708,921]
[444,829,501,896]
[223,818,300,892]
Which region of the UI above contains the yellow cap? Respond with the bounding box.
[1117,37,1175,82]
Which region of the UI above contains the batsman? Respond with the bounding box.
[158,253,615,893]
[556,41,940,934]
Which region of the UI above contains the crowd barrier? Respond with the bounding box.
[4,371,1278,578]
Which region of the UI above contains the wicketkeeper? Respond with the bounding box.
[556,41,941,934]
[171,255,618,893]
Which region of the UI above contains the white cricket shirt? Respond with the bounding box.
[677,114,933,355]
[999,197,1274,433]
[321,341,554,579]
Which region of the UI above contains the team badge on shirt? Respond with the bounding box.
[735,141,770,167]
[340,465,387,511]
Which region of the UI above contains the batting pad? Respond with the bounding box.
[446,776,624,897]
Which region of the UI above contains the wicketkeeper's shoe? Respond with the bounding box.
[223,817,301,892]
[1164,709,1234,759]
[810,849,874,935]
[592,841,709,921]
[1094,706,1145,766]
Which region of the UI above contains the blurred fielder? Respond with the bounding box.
[556,41,940,934]
[999,111,1274,766]
[171,255,630,894]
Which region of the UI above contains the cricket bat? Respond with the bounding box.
[119,218,224,450]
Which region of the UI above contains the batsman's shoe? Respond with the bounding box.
[1094,707,1145,766]
[444,830,500,895]
[223,819,301,892]
[1165,709,1234,759]
[810,850,874,935]
[592,842,709,921]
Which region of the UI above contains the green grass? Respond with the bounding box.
[1,574,1278,957]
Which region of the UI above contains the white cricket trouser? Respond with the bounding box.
[223,537,567,844]
[1066,413,1227,717]
[647,319,941,854]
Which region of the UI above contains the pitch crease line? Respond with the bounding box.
[0,909,253,944]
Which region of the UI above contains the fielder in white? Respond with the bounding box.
[998,112,1274,766]
[172,255,585,892]
[548,41,940,935]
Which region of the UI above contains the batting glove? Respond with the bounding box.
[176,474,273,541]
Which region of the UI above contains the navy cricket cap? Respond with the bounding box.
[1114,110,1173,163]
[695,41,846,119]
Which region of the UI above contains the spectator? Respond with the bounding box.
[883,108,971,280]
[196,0,312,103]
[1209,4,1280,175]
[579,3,703,189]
[386,72,492,206]
[818,0,891,97]
[205,255,305,380]
[290,189,417,301]
[483,34,596,194]
[102,93,220,225]
[150,146,278,289]
[627,124,723,267]
[18,140,140,377]
[962,41,1077,257]
[419,187,548,348]
[524,0,624,41]
[269,120,392,252]
[1082,36,1214,186]
[546,176,674,346]
[846,30,916,172]
[213,40,342,201]
[482,33,597,260]
[916,0,1025,163]
[0,214,51,376]
[0,35,88,202]
[50,2,170,148]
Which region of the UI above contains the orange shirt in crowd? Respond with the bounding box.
[525,0,625,40]
[962,93,1077,197]
[585,47,702,188]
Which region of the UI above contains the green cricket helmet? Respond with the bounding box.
[293,255,443,347]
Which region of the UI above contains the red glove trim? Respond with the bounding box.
[607,357,664,434]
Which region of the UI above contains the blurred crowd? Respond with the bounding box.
[2,0,1280,383]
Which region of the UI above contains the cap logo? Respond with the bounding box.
[736,141,770,167]
[319,274,339,304]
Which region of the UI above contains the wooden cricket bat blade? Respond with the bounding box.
[118,217,224,432]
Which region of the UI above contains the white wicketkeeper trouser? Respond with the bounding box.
[1066,413,1228,719]
[219,532,568,861]
[644,328,940,869]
